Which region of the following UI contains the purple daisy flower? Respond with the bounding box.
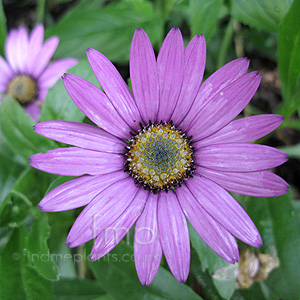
[0,24,78,120]
[29,28,288,285]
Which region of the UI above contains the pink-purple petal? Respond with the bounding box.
[180,58,250,131]
[15,27,29,73]
[5,29,19,72]
[31,36,59,78]
[25,103,40,121]
[171,34,206,126]
[158,192,190,283]
[29,147,124,176]
[26,24,44,73]
[187,72,261,140]
[62,73,131,139]
[134,193,162,286]
[34,121,125,153]
[130,28,160,123]
[195,143,288,172]
[0,81,7,92]
[186,175,262,247]
[0,55,14,82]
[156,28,184,122]
[197,167,289,197]
[176,185,239,262]
[35,89,48,103]
[39,171,129,212]
[66,177,139,247]
[87,48,142,129]
[195,114,283,148]
[39,58,78,90]
[91,188,148,261]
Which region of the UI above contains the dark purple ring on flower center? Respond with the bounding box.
[125,121,195,193]
[7,75,38,105]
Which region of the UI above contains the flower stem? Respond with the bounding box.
[217,18,234,69]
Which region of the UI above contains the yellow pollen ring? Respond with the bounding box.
[126,123,194,192]
[7,75,38,105]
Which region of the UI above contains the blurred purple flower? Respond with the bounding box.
[29,28,288,285]
[0,24,78,120]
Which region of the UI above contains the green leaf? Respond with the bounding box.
[27,213,60,280]
[0,227,13,254]
[265,192,300,299]
[278,143,300,158]
[0,167,60,280]
[231,0,292,32]
[22,265,54,300]
[188,223,236,299]
[53,244,77,278]
[243,196,275,252]
[232,282,268,300]
[0,191,32,229]
[155,0,179,19]
[282,119,300,130]
[53,278,106,300]
[93,296,114,300]
[0,0,6,56]
[277,0,300,116]
[190,251,224,300]
[10,168,55,207]
[0,227,54,300]
[45,0,164,62]
[0,151,24,207]
[0,228,27,300]
[55,0,74,3]
[0,96,56,165]
[89,242,203,300]
[189,0,223,41]
[39,59,99,123]
[1,164,55,209]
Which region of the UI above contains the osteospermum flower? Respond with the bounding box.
[0,24,78,120]
[29,28,288,285]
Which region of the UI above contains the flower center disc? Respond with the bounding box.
[7,75,38,105]
[125,122,194,192]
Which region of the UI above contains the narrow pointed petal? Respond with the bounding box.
[5,29,19,72]
[197,167,289,197]
[180,58,250,131]
[91,188,148,260]
[29,147,124,176]
[187,72,261,140]
[39,58,78,89]
[156,28,184,122]
[130,28,159,123]
[171,34,206,125]
[35,89,48,103]
[176,185,239,262]
[15,27,29,73]
[0,56,13,86]
[66,177,139,247]
[34,121,126,153]
[195,143,288,172]
[39,171,128,212]
[186,175,262,247]
[31,36,59,78]
[26,24,44,73]
[195,115,284,148]
[158,192,190,283]
[0,81,6,92]
[62,74,131,139]
[25,103,40,121]
[134,193,162,286]
[87,48,142,128]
